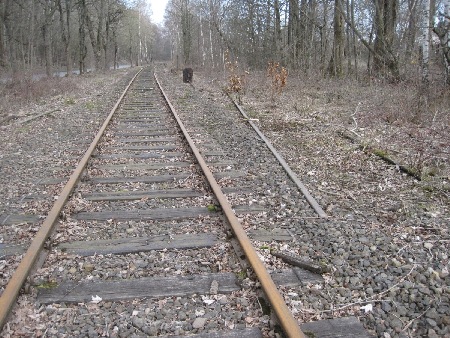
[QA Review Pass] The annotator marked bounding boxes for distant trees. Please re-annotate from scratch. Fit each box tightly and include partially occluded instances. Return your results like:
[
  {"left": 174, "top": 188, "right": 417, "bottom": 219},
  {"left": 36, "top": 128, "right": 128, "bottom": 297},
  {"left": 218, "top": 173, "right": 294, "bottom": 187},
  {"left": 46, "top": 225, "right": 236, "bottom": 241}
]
[
  {"left": 0, "top": 0, "right": 159, "bottom": 78},
  {"left": 163, "top": 0, "right": 450, "bottom": 85},
  {"left": 433, "top": 0, "right": 450, "bottom": 84},
  {"left": 1, "top": 0, "right": 449, "bottom": 85}
]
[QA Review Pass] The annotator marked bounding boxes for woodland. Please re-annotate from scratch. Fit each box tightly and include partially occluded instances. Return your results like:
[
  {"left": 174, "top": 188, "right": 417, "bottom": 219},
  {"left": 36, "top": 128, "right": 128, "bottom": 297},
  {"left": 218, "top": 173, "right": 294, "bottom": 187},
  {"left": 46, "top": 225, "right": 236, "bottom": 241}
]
[{"left": 0, "top": 1, "right": 449, "bottom": 83}]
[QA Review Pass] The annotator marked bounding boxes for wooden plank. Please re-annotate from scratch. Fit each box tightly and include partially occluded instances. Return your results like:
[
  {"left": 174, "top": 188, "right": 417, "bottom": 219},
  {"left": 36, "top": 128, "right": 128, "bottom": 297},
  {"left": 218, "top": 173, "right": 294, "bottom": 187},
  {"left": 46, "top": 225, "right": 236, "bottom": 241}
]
[
  {"left": 93, "top": 152, "right": 184, "bottom": 159},
  {"left": 201, "top": 151, "right": 226, "bottom": 156},
  {"left": 214, "top": 171, "right": 247, "bottom": 179},
  {"left": 0, "top": 243, "right": 26, "bottom": 257},
  {"left": 206, "top": 160, "right": 235, "bottom": 167},
  {"left": 118, "top": 131, "right": 174, "bottom": 143},
  {"left": 249, "top": 228, "right": 292, "bottom": 242},
  {"left": 120, "top": 119, "right": 165, "bottom": 125},
  {"left": 118, "top": 137, "right": 177, "bottom": 143},
  {"left": 97, "top": 162, "right": 192, "bottom": 171},
  {"left": 0, "top": 214, "right": 41, "bottom": 226},
  {"left": 221, "top": 187, "right": 253, "bottom": 194},
  {"left": 118, "top": 131, "right": 173, "bottom": 137},
  {"left": 83, "top": 188, "right": 203, "bottom": 201},
  {"left": 167, "top": 328, "right": 262, "bottom": 338},
  {"left": 117, "top": 124, "right": 169, "bottom": 130},
  {"left": 84, "top": 174, "right": 190, "bottom": 184},
  {"left": 271, "top": 268, "right": 324, "bottom": 287},
  {"left": 58, "top": 233, "right": 216, "bottom": 256},
  {"left": 100, "top": 145, "right": 179, "bottom": 151},
  {"left": 75, "top": 207, "right": 216, "bottom": 221},
  {"left": 19, "top": 194, "right": 48, "bottom": 202},
  {"left": 121, "top": 110, "right": 162, "bottom": 113},
  {"left": 232, "top": 205, "right": 266, "bottom": 214},
  {"left": 119, "top": 115, "right": 163, "bottom": 119},
  {"left": 37, "top": 272, "right": 240, "bottom": 304},
  {"left": 301, "top": 316, "right": 371, "bottom": 338},
  {"left": 113, "top": 126, "right": 169, "bottom": 132},
  {"left": 36, "top": 177, "right": 67, "bottom": 185}
]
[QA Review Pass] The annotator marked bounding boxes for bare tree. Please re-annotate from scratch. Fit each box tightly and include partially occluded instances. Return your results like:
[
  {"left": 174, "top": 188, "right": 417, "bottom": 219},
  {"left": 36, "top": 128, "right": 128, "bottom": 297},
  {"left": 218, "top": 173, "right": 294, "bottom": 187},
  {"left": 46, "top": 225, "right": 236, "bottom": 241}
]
[
  {"left": 0, "top": 1, "right": 5, "bottom": 68},
  {"left": 373, "top": 0, "right": 400, "bottom": 79},
  {"left": 421, "top": 0, "right": 431, "bottom": 84},
  {"left": 3, "top": 0, "right": 18, "bottom": 76},
  {"left": 78, "top": 0, "right": 88, "bottom": 74},
  {"left": 433, "top": 0, "right": 450, "bottom": 84},
  {"left": 328, "top": 0, "right": 345, "bottom": 76},
  {"left": 57, "top": 0, "right": 73, "bottom": 76}
]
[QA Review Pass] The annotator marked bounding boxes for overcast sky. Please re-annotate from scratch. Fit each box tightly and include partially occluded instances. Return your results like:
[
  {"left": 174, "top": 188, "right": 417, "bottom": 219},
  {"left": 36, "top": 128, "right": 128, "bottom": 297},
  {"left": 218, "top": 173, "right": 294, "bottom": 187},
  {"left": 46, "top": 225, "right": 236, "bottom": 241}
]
[{"left": 149, "top": 0, "right": 168, "bottom": 24}]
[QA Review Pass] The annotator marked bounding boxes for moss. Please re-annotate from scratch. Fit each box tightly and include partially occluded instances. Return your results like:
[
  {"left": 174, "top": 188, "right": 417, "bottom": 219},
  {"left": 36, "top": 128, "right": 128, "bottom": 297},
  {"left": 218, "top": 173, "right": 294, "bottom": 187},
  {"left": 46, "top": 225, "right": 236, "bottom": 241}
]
[
  {"left": 236, "top": 270, "right": 247, "bottom": 280},
  {"left": 85, "top": 101, "right": 96, "bottom": 110},
  {"left": 36, "top": 281, "right": 58, "bottom": 289},
  {"left": 373, "top": 148, "right": 388, "bottom": 158},
  {"left": 245, "top": 109, "right": 258, "bottom": 118},
  {"left": 65, "top": 97, "right": 75, "bottom": 105},
  {"left": 207, "top": 204, "right": 219, "bottom": 212},
  {"left": 17, "top": 125, "right": 31, "bottom": 133},
  {"left": 424, "top": 167, "right": 439, "bottom": 177},
  {"left": 422, "top": 185, "right": 435, "bottom": 193}
]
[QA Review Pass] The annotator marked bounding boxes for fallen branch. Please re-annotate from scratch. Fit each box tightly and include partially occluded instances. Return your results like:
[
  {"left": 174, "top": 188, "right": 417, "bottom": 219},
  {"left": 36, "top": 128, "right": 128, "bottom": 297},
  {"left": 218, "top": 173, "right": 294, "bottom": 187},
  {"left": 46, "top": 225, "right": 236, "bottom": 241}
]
[
  {"left": 271, "top": 251, "right": 330, "bottom": 274},
  {"left": 337, "top": 129, "right": 422, "bottom": 181},
  {"left": 10, "top": 109, "right": 62, "bottom": 126}
]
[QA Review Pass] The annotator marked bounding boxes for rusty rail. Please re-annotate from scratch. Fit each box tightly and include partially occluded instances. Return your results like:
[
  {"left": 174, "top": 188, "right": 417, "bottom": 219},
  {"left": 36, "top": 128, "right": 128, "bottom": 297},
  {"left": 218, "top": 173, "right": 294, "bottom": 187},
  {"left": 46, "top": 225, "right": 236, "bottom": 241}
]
[
  {"left": 228, "top": 94, "right": 327, "bottom": 218},
  {"left": 0, "top": 68, "right": 143, "bottom": 331},
  {"left": 154, "top": 73, "right": 306, "bottom": 338}
]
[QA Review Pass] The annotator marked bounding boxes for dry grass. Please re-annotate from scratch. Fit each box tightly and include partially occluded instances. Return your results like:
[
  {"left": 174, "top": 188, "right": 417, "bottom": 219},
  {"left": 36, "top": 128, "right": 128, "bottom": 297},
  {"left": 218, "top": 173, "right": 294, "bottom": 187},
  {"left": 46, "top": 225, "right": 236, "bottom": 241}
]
[
  {"left": 0, "top": 74, "right": 80, "bottom": 124},
  {"left": 240, "top": 70, "right": 449, "bottom": 183}
]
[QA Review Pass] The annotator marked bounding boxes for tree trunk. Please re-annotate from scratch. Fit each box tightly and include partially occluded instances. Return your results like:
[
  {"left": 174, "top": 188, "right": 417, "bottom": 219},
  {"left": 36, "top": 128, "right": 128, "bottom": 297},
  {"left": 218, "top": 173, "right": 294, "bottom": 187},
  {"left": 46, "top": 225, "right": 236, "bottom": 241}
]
[
  {"left": 181, "top": 0, "right": 191, "bottom": 65},
  {"left": 445, "top": 0, "right": 450, "bottom": 84},
  {"left": 373, "top": 0, "right": 400, "bottom": 79},
  {"left": 0, "top": 3, "right": 5, "bottom": 68},
  {"left": 3, "top": 0, "right": 18, "bottom": 77},
  {"left": 208, "top": 0, "right": 215, "bottom": 68},
  {"left": 404, "top": 0, "right": 418, "bottom": 64},
  {"left": 351, "top": 0, "right": 358, "bottom": 77},
  {"left": 97, "top": 0, "right": 106, "bottom": 70},
  {"left": 328, "top": 0, "right": 344, "bottom": 76},
  {"left": 421, "top": 0, "right": 430, "bottom": 83},
  {"left": 288, "top": 0, "right": 299, "bottom": 68},
  {"left": 58, "top": 0, "right": 72, "bottom": 77},
  {"left": 42, "top": 0, "right": 55, "bottom": 77},
  {"left": 320, "top": 0, "right": 328, "bottom": 73},
  {"left": 274, "top": 0, "right": 282, "bottom": 60},
  {"left": 433, "top": 0, "right": 450, "bottom": 84},
  {"left": 78, "top": 0, "right": 87, "bottom": 74}
]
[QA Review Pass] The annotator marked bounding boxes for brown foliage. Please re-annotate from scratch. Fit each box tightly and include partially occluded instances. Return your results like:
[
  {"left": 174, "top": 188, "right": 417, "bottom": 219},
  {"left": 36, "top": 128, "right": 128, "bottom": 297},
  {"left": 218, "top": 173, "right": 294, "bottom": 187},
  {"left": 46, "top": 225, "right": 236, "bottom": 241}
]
[
  {"left": 267, "top": 61, "right": 288, "bottom": 103},
  {"left": 225, "top": 51, "right": 248, "bottom": 104}
]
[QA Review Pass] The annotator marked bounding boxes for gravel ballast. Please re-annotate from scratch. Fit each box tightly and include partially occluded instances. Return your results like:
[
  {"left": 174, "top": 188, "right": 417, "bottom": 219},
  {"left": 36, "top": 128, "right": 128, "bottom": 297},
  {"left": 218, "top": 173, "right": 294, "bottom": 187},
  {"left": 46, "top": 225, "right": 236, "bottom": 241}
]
[
  {"left": 0, "top": 66, "right": 448, "bottom": 337},
  {"left": 157, "top": 67, "right": 449, "bottom": 338}
]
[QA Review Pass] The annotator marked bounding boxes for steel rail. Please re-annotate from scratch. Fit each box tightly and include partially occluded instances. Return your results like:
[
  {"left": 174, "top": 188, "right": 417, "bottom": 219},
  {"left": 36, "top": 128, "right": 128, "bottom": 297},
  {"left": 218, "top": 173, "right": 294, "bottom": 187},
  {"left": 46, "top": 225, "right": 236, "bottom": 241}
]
[
  {"left": 154, "top": 73, "right": 306, "bottom": 338},
  {"left": 228, "top": 95, "right": 327, "bottom": 218},
  {"left": 0, "top": 68, "right": 143, "bottom": 331}
]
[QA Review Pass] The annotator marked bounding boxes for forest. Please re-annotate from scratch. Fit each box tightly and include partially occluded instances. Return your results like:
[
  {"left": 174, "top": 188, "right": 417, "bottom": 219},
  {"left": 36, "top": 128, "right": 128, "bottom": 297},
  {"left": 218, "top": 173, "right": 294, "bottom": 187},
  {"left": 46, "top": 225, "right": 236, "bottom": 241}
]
[
  {"left": 0, "top": 0, "right": 449, "bottom": 85},
  {"left": 0, "top": 0, "right": 168, "bottom": 78}
]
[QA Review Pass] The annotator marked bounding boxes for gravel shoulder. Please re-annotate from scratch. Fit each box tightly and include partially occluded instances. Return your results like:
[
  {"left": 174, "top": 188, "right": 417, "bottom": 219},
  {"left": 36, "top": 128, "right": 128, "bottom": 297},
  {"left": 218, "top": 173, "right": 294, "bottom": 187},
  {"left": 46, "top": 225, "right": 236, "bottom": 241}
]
[{"left": 163, "top": 68, "right": 449, "bottom": 338}]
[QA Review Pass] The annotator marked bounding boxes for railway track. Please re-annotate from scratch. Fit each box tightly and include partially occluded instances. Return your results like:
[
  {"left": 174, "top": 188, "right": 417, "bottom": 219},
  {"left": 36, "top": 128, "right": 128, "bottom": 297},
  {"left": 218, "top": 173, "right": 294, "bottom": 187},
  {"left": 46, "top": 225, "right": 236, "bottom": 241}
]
[{"left": 0, "top": 67, "right": 371, "bottom": 337}]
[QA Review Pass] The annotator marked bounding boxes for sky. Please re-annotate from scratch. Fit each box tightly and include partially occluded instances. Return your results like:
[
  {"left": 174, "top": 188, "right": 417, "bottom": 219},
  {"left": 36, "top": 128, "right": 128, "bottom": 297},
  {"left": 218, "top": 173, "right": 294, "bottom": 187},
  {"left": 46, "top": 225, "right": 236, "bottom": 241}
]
[{"left": 149, "top": 0, "right": 169, "bottom": 24}]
